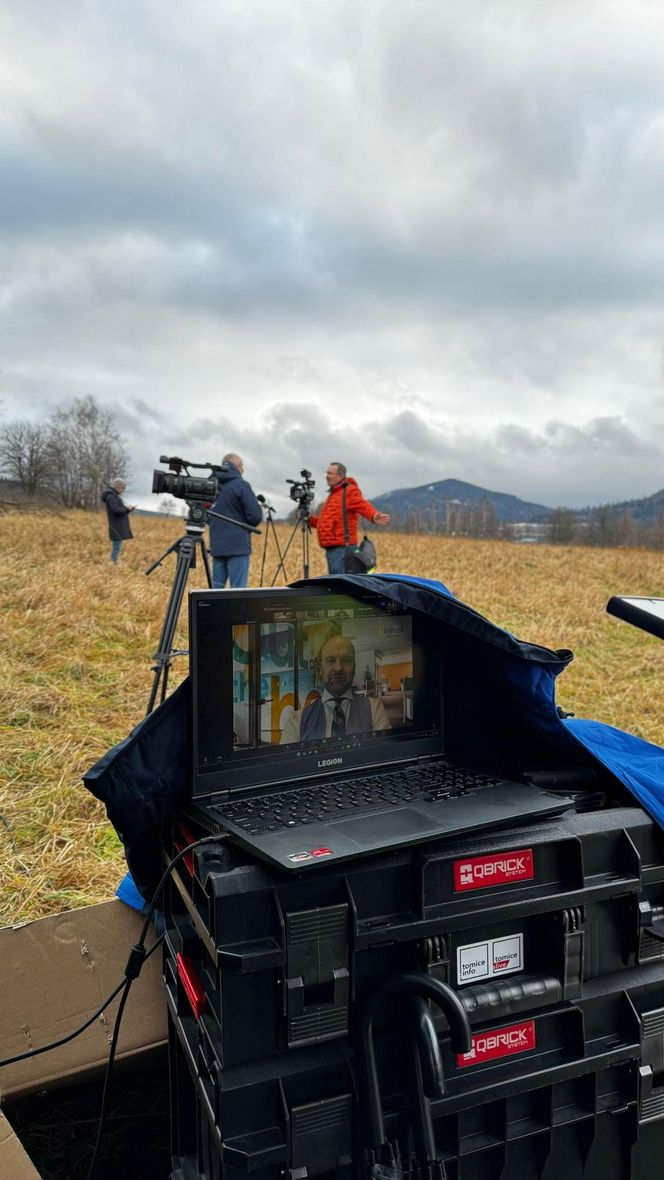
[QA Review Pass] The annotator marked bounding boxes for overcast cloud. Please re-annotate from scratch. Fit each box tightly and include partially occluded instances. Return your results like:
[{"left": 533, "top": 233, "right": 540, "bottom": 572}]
[{"left": 3, "top": 0, "right": 664, "bottom": 512}]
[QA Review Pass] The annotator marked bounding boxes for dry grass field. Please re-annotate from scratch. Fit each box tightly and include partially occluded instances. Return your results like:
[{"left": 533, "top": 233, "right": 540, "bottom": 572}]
[{"left": 2, "top": 509, "right": 664, "bottom": 927}]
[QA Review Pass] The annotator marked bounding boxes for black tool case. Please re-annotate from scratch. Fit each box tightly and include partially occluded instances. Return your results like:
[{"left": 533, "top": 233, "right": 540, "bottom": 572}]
[
  {"left": 163, "top": 806, "right": 664, "bottom": 1069},
  {"left": 164, "top": 799, "right": 664, "bottom": 1178},
  {"left": 167, "top": 957, "right": 664, "bottom": 1180}
]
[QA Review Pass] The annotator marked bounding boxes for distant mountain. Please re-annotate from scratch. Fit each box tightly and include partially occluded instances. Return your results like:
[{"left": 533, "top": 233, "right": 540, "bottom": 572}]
[{"left": 372, "top": 478, "right": 553, "bottom": 525}]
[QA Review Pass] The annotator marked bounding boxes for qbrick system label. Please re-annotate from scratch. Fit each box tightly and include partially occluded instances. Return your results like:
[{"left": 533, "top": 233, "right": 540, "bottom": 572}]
[
  {"left": 456, "top": 1019, "right": 537, "bottom": 1068},
  {"left": 453, "top": 848, "right": 535, "bottom": 893},
  {"left": 456, "top": 933, "right": 523, "bottom": 984}
]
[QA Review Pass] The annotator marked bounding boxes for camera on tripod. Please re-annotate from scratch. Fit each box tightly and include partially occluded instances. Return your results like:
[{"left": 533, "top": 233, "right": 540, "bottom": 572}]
[
  {"left": 287, "top": 469, "right": 316, "bottom": 515},
  {"left": 151, "top": 455, "right": 224, "bottom": 503},
  {"left": 146, "top": 453, "right": 260, "bottom": 715}
]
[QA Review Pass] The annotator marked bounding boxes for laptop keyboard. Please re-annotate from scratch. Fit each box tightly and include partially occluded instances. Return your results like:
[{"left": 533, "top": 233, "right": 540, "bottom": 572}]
[{"left": 217, "top": 763, "right": 502, "bottom": 836}]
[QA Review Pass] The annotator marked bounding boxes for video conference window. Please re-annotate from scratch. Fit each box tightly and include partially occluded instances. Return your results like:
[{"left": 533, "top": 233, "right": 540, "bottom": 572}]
[{"left": 232, "top": 613, "right": 414, "bottom": 748}]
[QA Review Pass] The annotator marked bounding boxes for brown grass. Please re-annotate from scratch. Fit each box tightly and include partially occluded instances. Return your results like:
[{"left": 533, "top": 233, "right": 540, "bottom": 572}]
[{"left": 2, "top": 511, "right": 664, "bottom": 925}]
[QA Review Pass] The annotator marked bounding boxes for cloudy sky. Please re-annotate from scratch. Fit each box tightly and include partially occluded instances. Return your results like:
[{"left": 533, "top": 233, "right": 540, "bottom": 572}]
[{"left": 3, "top": 0, "right": 664, "bottom": 512}]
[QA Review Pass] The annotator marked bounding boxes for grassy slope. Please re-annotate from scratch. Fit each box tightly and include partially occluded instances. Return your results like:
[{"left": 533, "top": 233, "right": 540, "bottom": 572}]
[{"left": 1, "top": 511, "right": 664, "bottom": 925}]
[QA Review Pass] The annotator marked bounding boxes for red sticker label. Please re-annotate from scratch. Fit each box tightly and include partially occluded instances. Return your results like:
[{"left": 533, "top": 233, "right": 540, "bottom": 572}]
[
  {"left": 456, "top": 1019, "right": 536, "bottom": 1068},
  {"left": 288, "top": 847, "right": 333, "bottom": 864},
  {"left": 453, "top": 848, "right": 534, "bottom": 892}
]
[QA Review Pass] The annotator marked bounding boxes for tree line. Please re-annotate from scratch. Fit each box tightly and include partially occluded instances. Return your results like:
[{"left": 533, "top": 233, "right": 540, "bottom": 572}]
[
  {"left": 0, "top": 396, "right": 129, "bottom": 510},
  {"left": 386, "top": 499, "right": 664, "bottom": 549},
  {"left": 547, "top": 506, "right": 664, "bottom": 549}
]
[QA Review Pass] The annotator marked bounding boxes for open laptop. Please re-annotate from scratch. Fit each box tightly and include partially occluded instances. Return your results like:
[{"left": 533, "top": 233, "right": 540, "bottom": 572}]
[{"left": 184, "top": 584, "right": 572, "bottom": 870}]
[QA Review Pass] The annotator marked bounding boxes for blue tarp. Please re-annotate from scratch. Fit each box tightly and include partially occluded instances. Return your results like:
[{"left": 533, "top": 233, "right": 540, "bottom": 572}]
[
  {"left": 90, "top": 571, "right": 664, "bottom": 910},
  {"left": 564, "top": 718, "right": 664, "bottom": 830}
]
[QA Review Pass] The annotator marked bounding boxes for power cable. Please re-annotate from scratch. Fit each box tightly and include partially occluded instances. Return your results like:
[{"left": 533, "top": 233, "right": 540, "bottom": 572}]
[{"left": 84, "top": 833, "right": 226, "bottom": 1180}]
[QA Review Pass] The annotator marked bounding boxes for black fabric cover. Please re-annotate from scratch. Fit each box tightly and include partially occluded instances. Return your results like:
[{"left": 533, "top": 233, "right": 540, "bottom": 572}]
[{"left": 83, "top": 676, "right": 191, "bottom": 847}]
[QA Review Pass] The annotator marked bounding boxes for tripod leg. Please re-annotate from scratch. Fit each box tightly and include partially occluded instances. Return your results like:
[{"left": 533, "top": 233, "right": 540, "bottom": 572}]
[
  {"left": 269, "top": 517, "right": 286, "bottom": 566},
  {"left": 259, "top": 516, "right": 271, "bottom": 587},
  {"left": 269, "top": 520, "right": 300, "bottom": 586},
  {"left": 200, "top": 538, "right": 213, "bottom": 588},
  {"left": 302, "top": 519, "right": 310, "bottom": 580},
  {"left": 262, "top": 517, "right": 289, "bottom": 586},
  {"left": 146, "top": 535, "right": 197, "bottom": 714},
  {"left": 144, "top": 536, "right": 181, "bottom": 576}
]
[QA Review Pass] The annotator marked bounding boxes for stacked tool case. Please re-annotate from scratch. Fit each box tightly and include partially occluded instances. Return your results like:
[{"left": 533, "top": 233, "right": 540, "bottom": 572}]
[{"left": 164, "top": 802, "right": 664, "bottom": 1179}]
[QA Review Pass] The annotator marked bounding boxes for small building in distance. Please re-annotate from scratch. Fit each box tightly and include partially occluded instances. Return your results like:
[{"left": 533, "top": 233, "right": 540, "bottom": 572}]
[{"left": 507, "top": 521, "right": 552, "bottom": 543}]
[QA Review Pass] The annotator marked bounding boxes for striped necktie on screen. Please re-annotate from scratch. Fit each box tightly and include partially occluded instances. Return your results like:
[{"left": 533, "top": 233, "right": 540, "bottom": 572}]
[{"left": 331, "top": 698, "right": 346, "bottom": 738}]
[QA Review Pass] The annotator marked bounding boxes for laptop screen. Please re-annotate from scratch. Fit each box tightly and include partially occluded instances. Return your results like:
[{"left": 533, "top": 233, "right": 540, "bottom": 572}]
[{"left": 190, "top": 585, "right": 443, "bottom": 798}]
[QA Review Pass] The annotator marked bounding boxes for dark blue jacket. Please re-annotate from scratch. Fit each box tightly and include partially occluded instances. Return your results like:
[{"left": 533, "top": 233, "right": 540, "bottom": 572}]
[
  {"left": 208, "top": 463, "right": 262, "bottom": 557},
  {"left": 101, "top": 486, "right": 133, "bottom": 541}
]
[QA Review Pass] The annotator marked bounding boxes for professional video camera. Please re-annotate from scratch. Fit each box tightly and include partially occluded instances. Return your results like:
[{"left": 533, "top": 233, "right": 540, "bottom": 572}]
[
  {"left": 286, "top": 468, "right": 316, "bottom": 514},
  {"left": 146, "top": 453, "right": 261, "bottom": 714},
  {"left": 151, "top": 455, "right": 224, "bottom": 503}
]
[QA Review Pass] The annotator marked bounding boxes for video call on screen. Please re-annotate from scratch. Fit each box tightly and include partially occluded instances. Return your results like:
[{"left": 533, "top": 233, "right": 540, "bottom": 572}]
[{"left": 232, "top": 609, "right": 415, "bottom": 748}]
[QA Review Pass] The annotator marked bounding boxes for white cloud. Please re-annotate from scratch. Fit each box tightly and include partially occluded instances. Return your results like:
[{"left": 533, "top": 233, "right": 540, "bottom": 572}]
[{"left": 3, "top": 1, "right": 664, "bottom": 510}]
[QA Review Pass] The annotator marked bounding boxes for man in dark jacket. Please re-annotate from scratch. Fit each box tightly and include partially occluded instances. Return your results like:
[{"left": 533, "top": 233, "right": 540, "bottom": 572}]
[
  {"left": 209, "top": 453, "right": 263, "bottom": 588},
  {"left": 309, "top": 462, "right": 390, "bottom": 574},
  {"left": 101, "top": 479, "right": 135, "bottom": 563}
]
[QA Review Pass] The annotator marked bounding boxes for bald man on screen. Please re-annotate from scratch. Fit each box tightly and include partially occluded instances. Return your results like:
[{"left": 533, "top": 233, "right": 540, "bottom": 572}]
[{"left": 280, "top": 635, "right": 390, "bottom": 744}]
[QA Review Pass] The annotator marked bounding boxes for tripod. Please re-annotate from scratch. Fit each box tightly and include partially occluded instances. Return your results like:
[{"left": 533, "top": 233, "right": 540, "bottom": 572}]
[
  {"left": 265, "top": 505, "right": 312, "bottom": 585},
  {"left": 145, "top": 500, "right": 260, "bottom": 714},
  {"left": 257, "top": 497, "right": 288, "bottom": 587}
]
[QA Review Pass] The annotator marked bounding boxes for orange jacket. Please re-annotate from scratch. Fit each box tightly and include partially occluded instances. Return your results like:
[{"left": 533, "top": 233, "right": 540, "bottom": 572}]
[{"left": 309, "top": 477, "right": 380, "bottom": 549}]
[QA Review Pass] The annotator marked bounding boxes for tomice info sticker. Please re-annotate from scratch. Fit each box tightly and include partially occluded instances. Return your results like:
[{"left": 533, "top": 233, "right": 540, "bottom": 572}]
[{"left": 456, "top": 933, "right": 524, "bottom": 985}]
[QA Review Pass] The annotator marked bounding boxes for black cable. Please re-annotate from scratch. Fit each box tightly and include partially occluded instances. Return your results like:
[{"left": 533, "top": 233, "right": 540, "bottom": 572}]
[
  {"left": 85, "top": 977, "right": 133, "bottom": 1180},
  {"left": 84, "top": 833, "right": 225, "bottom": 1180},
  {"left": 0, "top": 933, "right": 164, "bottom": 1068}
]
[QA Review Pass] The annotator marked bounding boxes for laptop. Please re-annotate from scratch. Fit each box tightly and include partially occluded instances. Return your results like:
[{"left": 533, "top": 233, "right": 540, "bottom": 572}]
[{"left": 184, "top": 584, "right": 572, "bottom": 870}]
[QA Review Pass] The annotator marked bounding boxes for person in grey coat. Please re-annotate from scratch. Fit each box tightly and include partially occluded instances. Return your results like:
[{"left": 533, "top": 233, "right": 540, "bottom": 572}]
[
  {"left": 101, "top": 478, "right": 136, "bottom": 563},
  {"left": 208, "top": 453, "right": 262, "bottom": 587}
]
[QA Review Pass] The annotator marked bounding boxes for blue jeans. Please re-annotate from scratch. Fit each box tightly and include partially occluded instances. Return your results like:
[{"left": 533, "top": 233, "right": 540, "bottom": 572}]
[
  {"left": 325, "top": 546, "right": 348, "bottom": 574},
  {"left": 213, "top": 554, "right": 250, "bottom": 588},
  {"left": 110, "top": 539, "right": 123, "bottom": 562}
]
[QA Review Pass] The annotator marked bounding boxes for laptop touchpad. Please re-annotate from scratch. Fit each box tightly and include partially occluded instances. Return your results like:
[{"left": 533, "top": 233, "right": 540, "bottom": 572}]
[{"left": 328, "top": 808, "right": 438, "bottom": 843}]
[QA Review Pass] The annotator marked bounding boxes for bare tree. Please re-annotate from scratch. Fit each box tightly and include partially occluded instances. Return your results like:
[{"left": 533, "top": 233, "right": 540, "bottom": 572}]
[
  {"left": 0, "top": 420, "right": 50, "bottom": 496},
  {"left": 45, "top": 396, "right": 129, "bottom": 509}
]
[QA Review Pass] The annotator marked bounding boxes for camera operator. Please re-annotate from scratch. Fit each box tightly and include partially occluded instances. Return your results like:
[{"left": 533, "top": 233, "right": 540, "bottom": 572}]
[
  {"left": 209, "top": 453, "right": 263, "bottom": 588},
  {"left": 309, "top": 462, "right": 390, "bottom": 574}
]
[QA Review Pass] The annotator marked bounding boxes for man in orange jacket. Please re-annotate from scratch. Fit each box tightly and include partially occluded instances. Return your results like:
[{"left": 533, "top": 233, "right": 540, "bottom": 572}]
[{"left": 308, "top": 462, "right": 390, "bottom": 574}]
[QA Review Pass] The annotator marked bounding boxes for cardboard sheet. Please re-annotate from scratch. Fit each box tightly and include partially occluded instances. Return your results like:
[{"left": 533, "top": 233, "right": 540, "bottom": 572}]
[
  {"left": 0, "top": 898, "right": 167, "bottom": 1178},
  {"left": 0, "top": 1109, "right": 40, "bottom": 1180}
]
